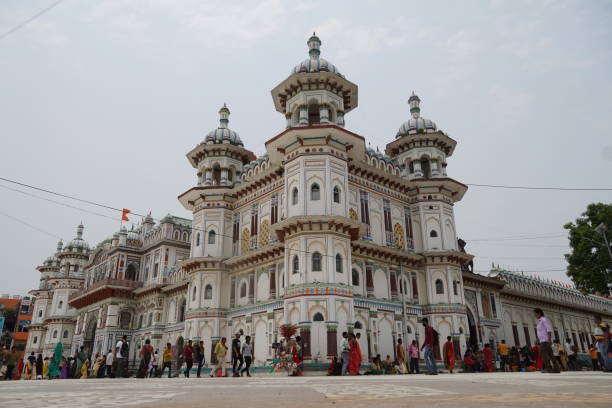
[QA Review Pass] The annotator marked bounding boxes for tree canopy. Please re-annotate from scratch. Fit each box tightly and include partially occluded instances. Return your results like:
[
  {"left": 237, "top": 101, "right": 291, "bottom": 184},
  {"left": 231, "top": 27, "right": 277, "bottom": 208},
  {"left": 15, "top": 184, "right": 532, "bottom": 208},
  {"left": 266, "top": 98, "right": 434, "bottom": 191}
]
[{"left": 564, "top": 203, "right": 612, "bottom": 295}]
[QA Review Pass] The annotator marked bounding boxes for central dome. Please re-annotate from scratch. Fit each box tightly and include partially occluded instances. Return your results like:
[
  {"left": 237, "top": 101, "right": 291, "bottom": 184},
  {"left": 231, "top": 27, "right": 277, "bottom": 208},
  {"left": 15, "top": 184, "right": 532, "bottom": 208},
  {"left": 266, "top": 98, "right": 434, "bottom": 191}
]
[
  {"left": 291, "top": 33, "right": 344, "bottom": 77},
  {"left": 203, "top": 104, "right": 243, "bottom": 146}
]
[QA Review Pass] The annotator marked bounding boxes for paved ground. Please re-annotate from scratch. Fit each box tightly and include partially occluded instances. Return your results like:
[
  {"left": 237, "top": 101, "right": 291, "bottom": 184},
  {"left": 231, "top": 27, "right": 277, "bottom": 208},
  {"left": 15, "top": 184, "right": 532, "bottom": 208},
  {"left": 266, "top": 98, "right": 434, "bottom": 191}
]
[{"left": 1, "top": 371, "right": 611, "bottom": 408}]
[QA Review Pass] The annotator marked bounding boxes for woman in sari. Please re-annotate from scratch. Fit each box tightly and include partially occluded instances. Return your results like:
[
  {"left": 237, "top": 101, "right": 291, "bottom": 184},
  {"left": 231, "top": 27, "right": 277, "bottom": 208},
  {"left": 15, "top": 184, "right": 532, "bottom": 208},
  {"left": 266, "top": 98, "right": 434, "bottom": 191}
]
[
  {"left": 48, "top": 342, "right": 63, "bottom": 379},
  {"left": 531, "top": 341, "right": 543, "bottom": 370},
  {"left": 443, "top": 336, "right": 456, "bottom": 373},
  {"left": 80, "top": 359, "right": 89, "bottom": 379},
  {"left": 60, "top": 358, "right": 69, "bottom": 379},
  {"left": 23, "top": 359, "right": 34, "bottom": 380},
  {"left": 92, "top": 354, "right": 103, "bottom": 377},
  {"left": 347, "top": 332, "right": 362, "bottom": 375},
  {"left": 43, "top": 357, "right": 49, "bottom": 379},
  {"left": 288, "top": 338, "right": 303, "bottom": 376},
  {"left": 14, "top": 358, "right": 24, "bottom": 380},
  {"left": 483, "top": 344, "right": 494, "bottom": 372}
]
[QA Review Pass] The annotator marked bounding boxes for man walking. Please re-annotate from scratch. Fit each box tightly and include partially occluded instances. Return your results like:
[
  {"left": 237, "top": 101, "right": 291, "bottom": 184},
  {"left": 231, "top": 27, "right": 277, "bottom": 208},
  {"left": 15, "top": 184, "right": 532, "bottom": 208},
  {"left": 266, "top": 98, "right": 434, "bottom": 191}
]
[
  {"left": 160, "top": 343, "right": 173, "bottom": 378},
  {"left": 194, "top": 341, "right": 205, "bottom": 378},
  {"left": 396, "top": 338, "right": 406, "bottom": 374},
  {"left": 565, "top": 338, "right": 576, "bottom": 370},
  {"left": 105, "top": 349, "right": 113, "bottom": 378},
  {"left": 231, "top": 333, "right": 243, "bottom": 377},
  {"left": 593, "top": 315, "right": 611, "bottom": 371},
  {"left": 420, "top": 318, "right": 438, "bottom": 375},
  {"left": 534, "top": 308, "right": 559, "bottom": 373},
  {"left": 241, "top": 336, "right": 253, "bottom": 377},
  {"left": 497, "top": 340, "right": 509, "bottom": 372},
  {"left": 115, "top": 335, "right": 129, "bottom": 378},
  {"left": 184, "top": 340, "right": 194, "bottom": 378},
  {"left": 211, "top": 337, "right": 228, "bottom": 377},
  {"left": 340, "top": 332, "right": 349, "bottom": 375}
]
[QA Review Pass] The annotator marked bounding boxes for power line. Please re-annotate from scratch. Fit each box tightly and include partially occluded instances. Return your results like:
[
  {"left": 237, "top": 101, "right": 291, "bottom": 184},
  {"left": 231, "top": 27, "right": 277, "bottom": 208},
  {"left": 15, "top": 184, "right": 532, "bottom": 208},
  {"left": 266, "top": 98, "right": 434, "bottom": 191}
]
[
  {"left": 467, "top": 233, "right": 566, "bottom": 242},
  {"left": 466, "top": 183, "right": 612, "bottom": 191},
  {"left": 0, "top": 210, "right": 63, "bottom": 240},
  {"left": 0, "top": 0, "right": 65, "bottom": 41},
  {"left": 0, "top": 183, "right": 118, "bottom": 221}
]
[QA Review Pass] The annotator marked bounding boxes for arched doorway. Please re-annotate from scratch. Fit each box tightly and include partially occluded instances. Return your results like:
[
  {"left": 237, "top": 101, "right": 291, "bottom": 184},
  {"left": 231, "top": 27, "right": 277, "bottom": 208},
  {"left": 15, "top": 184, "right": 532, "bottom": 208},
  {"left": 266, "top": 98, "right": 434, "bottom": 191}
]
[
  {"left": 310, "top": 312, "right": 326, "bottom": 363},
  {"left": 466, "top": 307, "right": 479, "bottom": 350},
  {"left": 125, "top": 264, "right": 137, "bottom": 281},
  {"left": 83, "top": 315, "right": 97, "bottom": 358}
]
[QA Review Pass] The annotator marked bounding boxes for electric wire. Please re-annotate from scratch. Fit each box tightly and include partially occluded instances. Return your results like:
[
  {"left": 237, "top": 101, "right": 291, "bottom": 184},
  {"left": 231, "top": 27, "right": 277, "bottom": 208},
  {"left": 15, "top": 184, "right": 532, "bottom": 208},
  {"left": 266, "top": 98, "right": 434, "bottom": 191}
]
[
  {"left": 0, "top": 0, "right": 65, "bottom": 41},
  {"left": 466, "top": 183, "right": 612, "bottom": 191}
]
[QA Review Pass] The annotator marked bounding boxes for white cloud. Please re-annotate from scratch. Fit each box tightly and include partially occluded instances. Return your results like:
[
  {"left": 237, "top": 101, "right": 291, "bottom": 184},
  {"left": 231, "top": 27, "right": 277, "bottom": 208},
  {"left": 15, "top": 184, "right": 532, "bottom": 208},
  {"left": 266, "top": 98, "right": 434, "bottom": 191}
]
[{"left": 488, "top": 84, "right": 531, "bottom": 114}]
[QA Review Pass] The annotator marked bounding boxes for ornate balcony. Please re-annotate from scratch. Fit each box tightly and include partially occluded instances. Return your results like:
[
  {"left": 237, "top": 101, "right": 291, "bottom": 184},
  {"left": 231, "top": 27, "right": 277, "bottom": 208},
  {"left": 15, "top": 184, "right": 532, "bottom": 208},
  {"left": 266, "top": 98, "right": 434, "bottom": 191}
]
[{"left": 68, "top": 278, "right": 143, "bottom": 309}]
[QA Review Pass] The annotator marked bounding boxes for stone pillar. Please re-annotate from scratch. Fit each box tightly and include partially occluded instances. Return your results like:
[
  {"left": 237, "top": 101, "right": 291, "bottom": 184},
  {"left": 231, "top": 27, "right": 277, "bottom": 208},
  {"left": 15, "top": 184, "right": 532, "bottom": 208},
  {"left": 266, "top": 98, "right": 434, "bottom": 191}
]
[
  {"left": 221, "top": 168, "right": 228, "bottom": 185},
  {"left": 204, "top": 169, "right": 212, "bottom": 186},
  {"left": 319, "top": 104, "right": 330, "bottom": 124},
  {"left": 197, "top": 172, "right": 203, "bottom": 186},
  {"left": 285, "top": 112, "right": 292, "bottom": 128},
  {"left": 431, "top": 159, "right": 439, "bottom": 177},
  {"left": 413, "top": 160, "right": 423, "bottom": 178},
  {"left": 365, "top": 263, "right": 374, "bottom": 298},
  {"left": 326, "top": 325, "right": 337, "bottom": 357},
  {"left": 298, "top": 105, "right": 308, "bottom": 126},
  {"left": 336, "top": 110, "right": 345, "bottom": 127}
]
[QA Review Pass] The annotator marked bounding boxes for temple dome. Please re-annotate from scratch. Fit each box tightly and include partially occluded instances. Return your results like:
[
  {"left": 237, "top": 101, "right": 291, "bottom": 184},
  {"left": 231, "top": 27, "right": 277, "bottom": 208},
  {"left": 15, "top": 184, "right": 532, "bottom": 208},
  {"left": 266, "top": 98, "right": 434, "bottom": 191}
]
[
  {"left": 396, "top": 93, "right": 438, "bottom": 137},
  {"left": 203, "top": 104, "right": 243, "bottom": 146},
  {"left": 291, "top": 33, "right": 344, "bottom": 77}
]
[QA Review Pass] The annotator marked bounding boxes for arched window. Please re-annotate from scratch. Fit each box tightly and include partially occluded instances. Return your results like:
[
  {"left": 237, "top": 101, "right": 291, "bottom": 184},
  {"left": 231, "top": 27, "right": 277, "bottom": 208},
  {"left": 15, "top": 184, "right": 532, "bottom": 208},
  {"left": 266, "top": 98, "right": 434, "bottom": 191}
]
[
  {"left": 292, "top": 255, "right": 299, "bottom": 274},
  {"left": 173, "top": 230, "right": 180, "bottom": 240},
  {"left": 182, "top": 232, "right": 188, "bottom": 241},
  {"left": 38, "top": 310, "right": 43, "bottom": 318},
  {"left": 354, "top": 321, "right": 363, "bottom": 329},
  {"left": 313, "top": 312, "right": 325, "bottom": 322},
  {"left": 240, "top": 282, "right": 247, "bottom": 298},
  {"left": 58, "top": 300, "right": 63, "bottom": 309},
  {"left": 333, "top": 186, "right": 341, "bottom": 203},
  {"left": 308, "top": 102, "right": 320, "bottom": 125},
  {"left": 196, "top": 233, "right": 201, "bottom": 246},
  {"left": 212, "top": 163, "right": 221, "bottom": 185},
  {"left": 178, "top": 299, "right": 186, "bottom": 322},
  {"left": 312, "top": 252, "right": 322, "bottom": 272},
  {"left": 420, "top": 157, "right": 431, "bottom": 178},
  {"left": 204, "top": 284, "right": 213, "bottom": 300},
  {"left": 453, "top": 280, "right": 458, "bottom": 296},
  {"left": 352, "top": 269, "right": 360, "bottom": 286},
  {"left": 310, "top": 183, "right": 320, "bottom": 200},
  {"left": 148, "top": 313, "right": 153, "bottom": 326},
  {"left": 33, "top": 336, "right": 38, "bottom": 344},
  {"left": 139, "top": 315, "right": 144, "bottom": 328},
  {"left": 208, "top": 230, "right": 216, "bottom": 245},
  {"left": 52, "top": 330, "right": 58, "bottom": 339},
  {"left": 125, "top": 264, "right": 137, "bottom": 281},
  {"left": 430, "top": 230, "right": 438, "bottom": 238},
  {"left": 335, "top": 254, "right": 342, "bottom": 273},
  {"left": 435, "top": 279, "right": 444, "bottom": 294},
  {"left": 192, "top": 286, "right": 197, "bottom": 301},
  {"left": 292, "top": 188, "right": 298, "bottom": 205},
  {"left": 63, "top": 330, "right": 69, "bottom": 339}
]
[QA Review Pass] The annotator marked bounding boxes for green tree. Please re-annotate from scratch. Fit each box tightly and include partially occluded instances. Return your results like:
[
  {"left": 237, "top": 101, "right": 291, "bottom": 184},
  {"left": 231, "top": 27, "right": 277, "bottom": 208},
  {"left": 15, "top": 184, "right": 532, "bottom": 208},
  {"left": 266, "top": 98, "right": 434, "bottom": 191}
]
[{"left": 564, "top": 203, "right": 612, "bottom": 295}]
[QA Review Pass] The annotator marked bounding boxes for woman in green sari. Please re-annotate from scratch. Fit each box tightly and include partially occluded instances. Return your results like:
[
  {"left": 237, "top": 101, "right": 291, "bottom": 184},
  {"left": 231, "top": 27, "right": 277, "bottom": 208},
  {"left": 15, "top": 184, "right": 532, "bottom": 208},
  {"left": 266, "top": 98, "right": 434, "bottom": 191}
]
[{"left": 48, "top": 342, "right": 63, "bottom": 379}]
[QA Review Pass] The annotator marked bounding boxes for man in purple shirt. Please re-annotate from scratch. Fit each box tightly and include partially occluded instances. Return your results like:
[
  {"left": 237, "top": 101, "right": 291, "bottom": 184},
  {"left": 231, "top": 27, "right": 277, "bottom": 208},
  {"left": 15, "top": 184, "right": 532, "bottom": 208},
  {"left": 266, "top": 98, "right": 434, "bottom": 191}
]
[{"left": 534, "top": 308, "right": 560, "bottom": 373}]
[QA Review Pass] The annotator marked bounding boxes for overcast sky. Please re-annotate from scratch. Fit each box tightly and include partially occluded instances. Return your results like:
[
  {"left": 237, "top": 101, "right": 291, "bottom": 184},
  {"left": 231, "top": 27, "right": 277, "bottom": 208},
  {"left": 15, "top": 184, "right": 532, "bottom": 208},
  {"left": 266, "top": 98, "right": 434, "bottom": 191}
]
[{"left": 1, "top": 0, "right": 611, "bottom": 296}]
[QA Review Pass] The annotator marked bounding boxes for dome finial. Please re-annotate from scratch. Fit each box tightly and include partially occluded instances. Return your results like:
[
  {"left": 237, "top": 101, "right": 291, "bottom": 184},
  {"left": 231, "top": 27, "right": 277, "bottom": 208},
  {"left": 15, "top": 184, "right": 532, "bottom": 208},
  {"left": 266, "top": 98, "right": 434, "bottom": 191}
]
[
  {"left": 219, "top": 103, "right": 230, "bottom": 129},
  {"left": 408, "top": 92, "right": 421, "bottom": 118},
  {"left": 308, "top": 32, "right": 321, "bottom": 59},
  {"left": 76, "top": 222, "right": 84, "bottom": 239}
]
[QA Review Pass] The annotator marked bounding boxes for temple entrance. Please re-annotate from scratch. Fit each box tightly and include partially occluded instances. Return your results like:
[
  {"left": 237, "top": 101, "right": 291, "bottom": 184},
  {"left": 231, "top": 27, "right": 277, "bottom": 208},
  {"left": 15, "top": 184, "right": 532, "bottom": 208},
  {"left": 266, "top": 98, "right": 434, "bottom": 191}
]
[
  {"left": 83, "top": 315, "right": 97, "bottom": 358},
  {"left": 466, "top": 307, "right": 479, "bottom": 350}
]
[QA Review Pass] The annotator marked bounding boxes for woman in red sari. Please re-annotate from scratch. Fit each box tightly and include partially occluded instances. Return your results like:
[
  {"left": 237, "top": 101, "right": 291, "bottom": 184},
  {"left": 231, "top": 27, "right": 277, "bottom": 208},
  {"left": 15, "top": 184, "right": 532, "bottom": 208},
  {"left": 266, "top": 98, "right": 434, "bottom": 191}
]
[
  {"left": 532, "top": 340, "right": 543, "bottom": 370},
  {"left": 443, "top": 336, "right": 456, "bottom": 373},
  {"left": 347, "top": 333, "right": 362, "bottom": 375},
  {"left": 483, "top": 344, "right": 494, "bottom": 372}
]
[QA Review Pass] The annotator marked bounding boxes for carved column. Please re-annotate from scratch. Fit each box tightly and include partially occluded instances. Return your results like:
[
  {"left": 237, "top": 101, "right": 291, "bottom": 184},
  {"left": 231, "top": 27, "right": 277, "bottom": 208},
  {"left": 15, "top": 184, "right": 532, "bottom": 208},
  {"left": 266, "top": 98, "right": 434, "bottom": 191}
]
[
  {"left": 390, "top": 269, "right": 398, "bottom": 301},
  {"left": 248, "top": 272, "right": 255, "bottom": 304},
  {"left": 230, "top": 276, "right": 236, "bottom": 308},
  {"left": 298, "top": 105, "right": 308, "bottom": 126},
  {"left": 269, "top": 265, "right": 276, "bottom": 299}
]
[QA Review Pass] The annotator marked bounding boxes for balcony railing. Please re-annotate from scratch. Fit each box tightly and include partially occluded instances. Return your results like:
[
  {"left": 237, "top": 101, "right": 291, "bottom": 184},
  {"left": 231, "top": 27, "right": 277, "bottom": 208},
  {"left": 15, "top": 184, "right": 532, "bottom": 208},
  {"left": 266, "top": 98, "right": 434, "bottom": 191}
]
[
  {"left": 385, "top": 231, "right": 394, "bottom": 247},
  {"left": 249, "top": 235, "right": 258, "bottom": 250}
]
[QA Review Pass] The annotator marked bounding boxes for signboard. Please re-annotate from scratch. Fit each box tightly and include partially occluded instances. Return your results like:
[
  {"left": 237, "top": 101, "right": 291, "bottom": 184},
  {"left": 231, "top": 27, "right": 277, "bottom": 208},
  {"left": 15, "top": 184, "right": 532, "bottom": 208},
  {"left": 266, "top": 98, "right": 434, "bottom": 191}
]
[{"left": 0, "top": 316, "right": 5, "bottom": 333}]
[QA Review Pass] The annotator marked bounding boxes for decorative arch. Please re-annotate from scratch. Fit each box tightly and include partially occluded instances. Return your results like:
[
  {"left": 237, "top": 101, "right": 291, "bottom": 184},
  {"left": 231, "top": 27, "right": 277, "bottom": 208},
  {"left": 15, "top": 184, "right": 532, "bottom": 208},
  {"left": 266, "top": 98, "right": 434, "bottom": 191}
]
[{"left": 435, "top": 279, "right": 444, "bottom": 294}]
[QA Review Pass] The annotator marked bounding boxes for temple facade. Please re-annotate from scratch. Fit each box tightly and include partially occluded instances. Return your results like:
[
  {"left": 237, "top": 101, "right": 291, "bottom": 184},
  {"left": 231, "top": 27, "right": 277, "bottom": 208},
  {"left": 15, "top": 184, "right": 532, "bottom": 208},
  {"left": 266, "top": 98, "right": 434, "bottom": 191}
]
[{"left": 26, "top": 35, "right": 612, "bottom": 366}]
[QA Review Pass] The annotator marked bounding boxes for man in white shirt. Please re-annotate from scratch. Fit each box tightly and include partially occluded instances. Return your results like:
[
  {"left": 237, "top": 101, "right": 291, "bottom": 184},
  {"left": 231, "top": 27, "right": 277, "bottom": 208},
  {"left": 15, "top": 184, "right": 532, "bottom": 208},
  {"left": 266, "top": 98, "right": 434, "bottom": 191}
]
[
  {"left": 115, "top": 335, "right": 129, "bottom": 378},
  {"left": 240, "top": 336, "right": 253, "bottom": 377},
  {"left": 105, "top": 349, "right": 114, "bottom": 378},
  {"left": 565, "top": 338, "right": 576, "bottom": 370},
  {"left": 340, "top": 332, "right": 349, "bottom": 375}
]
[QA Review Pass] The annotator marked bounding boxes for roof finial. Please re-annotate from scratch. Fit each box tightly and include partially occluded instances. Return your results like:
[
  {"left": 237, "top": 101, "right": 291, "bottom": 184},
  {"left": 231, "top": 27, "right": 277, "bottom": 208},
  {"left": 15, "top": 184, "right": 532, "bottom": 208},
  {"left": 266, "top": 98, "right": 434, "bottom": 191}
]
[
  {"left": 219, "top": 103, "right": 230, "bottom": 129},
  {"left": 308, "top": 32, "right": 321, "bottom": 59},
  {"left": 408, "top": 92, "right": 421, "bottom": 118},
  {"left": 76, "top": 222, "right": 84, "bottom": 239}
]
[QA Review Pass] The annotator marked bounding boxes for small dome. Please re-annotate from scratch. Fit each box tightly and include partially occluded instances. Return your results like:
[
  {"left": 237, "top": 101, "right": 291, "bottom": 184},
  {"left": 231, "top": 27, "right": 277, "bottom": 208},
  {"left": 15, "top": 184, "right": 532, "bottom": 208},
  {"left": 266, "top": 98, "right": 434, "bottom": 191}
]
[
  {"left": 396, "top": 93, "right": 438, "bottom": 137},
  {"left": 292, "top": 33, "right": 344, "bottom": 77},
  {"left": 127, "top": 230, "right": 140, "bottom": 241},
  {"left": 65, "top": 223, "right": 90, "bottom": 251},
  {"left": 44, "top": 255, "right": 59, "bottom": 266},
  {"left": 203, "top": 104, "right": 243, "bottom": 146}
]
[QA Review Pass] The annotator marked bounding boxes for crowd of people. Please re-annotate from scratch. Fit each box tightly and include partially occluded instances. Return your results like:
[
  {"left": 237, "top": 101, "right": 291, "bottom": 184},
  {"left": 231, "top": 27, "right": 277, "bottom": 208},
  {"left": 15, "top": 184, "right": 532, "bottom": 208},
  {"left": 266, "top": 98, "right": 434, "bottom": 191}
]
[{"left": 1, "top": 311, "right": 610, "bottom": 380}]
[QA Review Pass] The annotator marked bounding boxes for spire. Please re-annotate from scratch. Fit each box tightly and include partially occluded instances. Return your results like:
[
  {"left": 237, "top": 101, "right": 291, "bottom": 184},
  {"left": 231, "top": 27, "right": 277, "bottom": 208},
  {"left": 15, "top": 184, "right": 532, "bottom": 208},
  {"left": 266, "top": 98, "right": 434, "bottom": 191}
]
[
  {"left": 408, "top": 92, "right": 421, "bottom": 118},
  {"left": 308, "top": 32, "right": 321, "bottom": 60},
  {"left": 57, "top": 240, "right": 63, "bottom": 252},
  {"left": 76, "top": 222, "right": 84, "bottom": 239},
  {"left": 218, "top": 103, "right": 230, "bottom": 129}
]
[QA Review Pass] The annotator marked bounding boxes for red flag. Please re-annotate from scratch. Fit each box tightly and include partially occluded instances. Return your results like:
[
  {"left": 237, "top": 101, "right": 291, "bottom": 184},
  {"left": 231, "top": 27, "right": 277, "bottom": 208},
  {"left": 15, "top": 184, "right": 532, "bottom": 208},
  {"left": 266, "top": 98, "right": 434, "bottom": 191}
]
[{"left": 121, "top": 208, "right": 131, "bottom": 222}]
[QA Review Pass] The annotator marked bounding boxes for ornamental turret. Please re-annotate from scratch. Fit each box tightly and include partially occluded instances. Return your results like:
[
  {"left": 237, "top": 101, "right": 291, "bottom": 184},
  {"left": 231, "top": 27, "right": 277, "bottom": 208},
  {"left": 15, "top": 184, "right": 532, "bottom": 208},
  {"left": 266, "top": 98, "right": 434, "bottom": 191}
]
[{"left": 271, "top": 33, "right": 358, "bottom": 128}]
